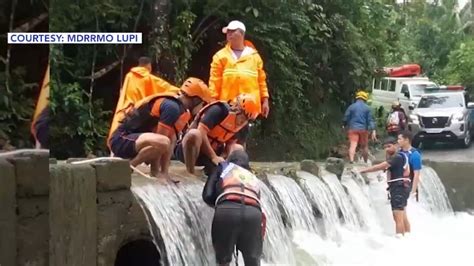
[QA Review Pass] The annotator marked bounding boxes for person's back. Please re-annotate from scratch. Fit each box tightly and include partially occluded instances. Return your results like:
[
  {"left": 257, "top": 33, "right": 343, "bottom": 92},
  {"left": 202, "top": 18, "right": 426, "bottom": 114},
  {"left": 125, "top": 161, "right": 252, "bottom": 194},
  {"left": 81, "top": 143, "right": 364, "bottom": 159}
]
[
  {"left": 202, "top": 150, "right": 263, "bottom": 266},
  {"left": 343, "top": 91, "right": 376, "bottom": 163},
  {"left": 345, "top": 99, "right": 372, "bottom": 130}
]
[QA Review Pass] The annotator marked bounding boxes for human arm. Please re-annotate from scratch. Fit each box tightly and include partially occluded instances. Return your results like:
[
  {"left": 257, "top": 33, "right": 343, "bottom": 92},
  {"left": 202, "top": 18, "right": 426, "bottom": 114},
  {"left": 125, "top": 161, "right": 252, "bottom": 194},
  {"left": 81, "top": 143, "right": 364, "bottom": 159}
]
[
  {"left": 257, "top": 55, "right": 270, "bottom": 117},
  {"left": 197, "top": 105, "right": 228, "bottom": 164},
  {"left": 209, "top": 54, "right": 223, "bottom": 99},
  {"left": 343, "top": 105, "right": 352, "bottom": 128},
  {"left": 367, "top": 108, "right": 377, "bottom": 140},
  {"left": 410, "top": 151, "right": 422, "bottom": 195},
  {"left": 359, "top": 161, "right": 390, "bottom": 174},
  {"left": 202, "top": 164, "right": 222, "bottom": 207}
]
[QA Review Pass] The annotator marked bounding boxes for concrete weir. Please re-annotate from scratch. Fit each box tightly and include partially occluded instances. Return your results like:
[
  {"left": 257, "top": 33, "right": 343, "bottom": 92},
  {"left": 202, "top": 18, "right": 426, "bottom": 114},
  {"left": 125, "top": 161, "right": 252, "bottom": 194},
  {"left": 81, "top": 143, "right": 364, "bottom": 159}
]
[{"left": 1, "top": 153, "right": 473, "bottom": 266}]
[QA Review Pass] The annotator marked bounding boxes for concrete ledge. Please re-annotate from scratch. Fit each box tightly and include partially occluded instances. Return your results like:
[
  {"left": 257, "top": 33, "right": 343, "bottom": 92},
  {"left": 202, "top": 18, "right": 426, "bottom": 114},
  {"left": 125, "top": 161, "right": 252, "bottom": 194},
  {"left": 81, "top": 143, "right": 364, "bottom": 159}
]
[
  {"left": 7, "top": 154, "right": 49, "bottom": 197},
  {"left": 0, "top": 159, "right": 16, "bottom": 266},
  {"left": 93, "top": 160, "right": 132, "bottom": 192}
]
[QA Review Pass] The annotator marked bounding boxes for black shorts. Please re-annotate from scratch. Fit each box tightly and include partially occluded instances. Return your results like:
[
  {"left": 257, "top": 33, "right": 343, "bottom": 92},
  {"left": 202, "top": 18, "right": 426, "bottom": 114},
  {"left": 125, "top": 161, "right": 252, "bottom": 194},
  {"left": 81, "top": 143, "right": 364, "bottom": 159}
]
[
  {"left": 389, "top": 181, "right": 411, "bottom": 210},
  {"left": 110, "top": 129, "right": 141, "bottom": 159},
  {"left": 212, "top": 201, "right": 263, "bottom": 266},
  {"left": 173, "top": 141, "right": 223, "bottom": 176}
]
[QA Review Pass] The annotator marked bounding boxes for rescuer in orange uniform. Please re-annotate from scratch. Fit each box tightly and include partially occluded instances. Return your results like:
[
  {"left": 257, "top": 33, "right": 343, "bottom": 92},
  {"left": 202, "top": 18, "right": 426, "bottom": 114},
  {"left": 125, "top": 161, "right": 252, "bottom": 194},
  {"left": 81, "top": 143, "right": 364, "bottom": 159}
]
[
  {"left": 209, "top": 20, "right": 270, "bottom": 146},
  {"left": 175, "top": 94, "right": 260, "bottom": 176},
  {"left": 108, "top": 78, "right": 213, "bottom": 181},
  {"left": 108, "top": 57, "right": 180, "bottom": 147}
]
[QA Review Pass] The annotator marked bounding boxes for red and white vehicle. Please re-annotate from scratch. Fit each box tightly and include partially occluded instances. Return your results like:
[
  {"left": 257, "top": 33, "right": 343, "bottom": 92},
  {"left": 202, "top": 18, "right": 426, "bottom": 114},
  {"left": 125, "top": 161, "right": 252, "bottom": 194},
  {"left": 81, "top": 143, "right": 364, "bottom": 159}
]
[{"left": 372, "top": 64, "right": 438, "bottom": 114}]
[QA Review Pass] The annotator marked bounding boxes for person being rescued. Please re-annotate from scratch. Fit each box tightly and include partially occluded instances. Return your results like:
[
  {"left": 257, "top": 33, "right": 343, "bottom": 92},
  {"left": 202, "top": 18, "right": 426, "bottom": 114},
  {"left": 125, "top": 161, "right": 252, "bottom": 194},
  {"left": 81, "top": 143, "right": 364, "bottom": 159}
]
[
  {"left": 108, "top": 56, "right": 180, "bottom": 144},
  {"left": 174, "top": 93, "right": 260, "bottom": 176},
  {"left": 386, "top": 101, "right": 407, "bottom": 138},
  {"left": 202, "top": 150, "right": 265, "bottom": 266},
  {"left": 359, "top": 137, "right": 412, "bottom": 237},
  {"left": 108, "top": 77, "right": 213, "bottom": 182}
]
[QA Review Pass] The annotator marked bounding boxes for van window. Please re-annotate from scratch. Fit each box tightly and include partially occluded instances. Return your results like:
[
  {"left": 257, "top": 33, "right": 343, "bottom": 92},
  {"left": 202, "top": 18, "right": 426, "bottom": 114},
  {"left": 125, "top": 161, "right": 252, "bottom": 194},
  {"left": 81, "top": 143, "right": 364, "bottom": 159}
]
[
  {"left": 401, "top": 85, "right": 409, "bottom": 98},
  {"left": 372, "top": 78, "right": 381, "bottom": 90},
  {"left": 389, "top": 80, "right": 396, "bottom": 92},
  {"left": 381, "top": 79, "right": 388, "bottom": 91}
]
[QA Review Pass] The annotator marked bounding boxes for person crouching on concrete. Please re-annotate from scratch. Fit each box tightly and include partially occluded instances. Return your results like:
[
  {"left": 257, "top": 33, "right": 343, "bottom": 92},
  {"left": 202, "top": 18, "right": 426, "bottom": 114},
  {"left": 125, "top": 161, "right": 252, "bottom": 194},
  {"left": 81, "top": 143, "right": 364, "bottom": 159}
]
[
  {"left": 174, "top": 93, "right": 260, "bottom": 176},
  {"left": 109, "top": 77, "right": 213, "bottom": 182},
  {"left": 202, "top": 150, "right": 265, "bottom": 266}
]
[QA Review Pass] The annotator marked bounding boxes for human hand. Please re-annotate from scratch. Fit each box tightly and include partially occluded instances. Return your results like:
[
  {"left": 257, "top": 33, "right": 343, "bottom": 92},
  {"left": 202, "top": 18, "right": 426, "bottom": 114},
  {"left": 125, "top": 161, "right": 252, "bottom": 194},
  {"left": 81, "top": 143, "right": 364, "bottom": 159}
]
[
  {"left": 261, "top": 98, "right": 270, "bottom": 118},
  {"left": 211, "top": 156, "right": 225, "bottom": 165},
  {"left": 371, "top": 130, "right": 377, "bottom": 141}
]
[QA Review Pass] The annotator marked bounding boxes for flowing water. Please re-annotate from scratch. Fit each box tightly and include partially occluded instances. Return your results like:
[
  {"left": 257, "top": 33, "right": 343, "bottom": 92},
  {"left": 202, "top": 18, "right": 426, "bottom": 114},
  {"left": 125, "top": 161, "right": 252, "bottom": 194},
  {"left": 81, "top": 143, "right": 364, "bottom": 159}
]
[
  {"left": 266, "top": 174, "right": 319, "bottom": 232},
  {"left": 297, "top": 171, "right": 341, "bottom": 239},
  {"left": 258, "top": 179, "right": 295, "bottom": 264},
  {"left": 341, "top": 172, "right": 381, "bottom": 232},
  {"left": 132, "top": 165, "right": 473, "bottom": 266},
  {"left": 319, "top": 170, "right": 361, "bottom": 229},
  {"left": 418, "top": 167, "right": 453, "bottom": 213}
]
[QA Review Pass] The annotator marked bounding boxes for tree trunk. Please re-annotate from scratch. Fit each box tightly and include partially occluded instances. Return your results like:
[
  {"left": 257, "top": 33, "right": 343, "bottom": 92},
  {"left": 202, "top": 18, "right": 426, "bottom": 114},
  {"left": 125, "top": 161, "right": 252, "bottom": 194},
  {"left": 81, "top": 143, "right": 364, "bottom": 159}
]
[{"left": 148, "top": 0, "right": 176, "bottom": 82}]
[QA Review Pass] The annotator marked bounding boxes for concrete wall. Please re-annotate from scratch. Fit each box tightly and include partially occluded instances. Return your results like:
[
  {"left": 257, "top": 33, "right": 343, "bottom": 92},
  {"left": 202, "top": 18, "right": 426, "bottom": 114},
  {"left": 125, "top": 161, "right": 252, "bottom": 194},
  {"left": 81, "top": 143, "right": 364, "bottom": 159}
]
[
  {"left": 0, "top": 155, "right": 153, "bottom": 266},
  {"left": 424, "top": 160, "right": 474, "bottom": 212},
  {"left": 1, "top": 153, "right": 49, "bottom": 266}
]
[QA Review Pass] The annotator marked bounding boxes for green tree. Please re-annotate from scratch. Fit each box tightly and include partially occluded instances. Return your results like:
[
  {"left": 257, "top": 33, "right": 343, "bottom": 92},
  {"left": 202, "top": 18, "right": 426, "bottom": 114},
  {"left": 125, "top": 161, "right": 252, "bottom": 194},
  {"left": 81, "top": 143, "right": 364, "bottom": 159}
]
[{"left": 444, "top": 39, "right": 474, "bottom": 90}]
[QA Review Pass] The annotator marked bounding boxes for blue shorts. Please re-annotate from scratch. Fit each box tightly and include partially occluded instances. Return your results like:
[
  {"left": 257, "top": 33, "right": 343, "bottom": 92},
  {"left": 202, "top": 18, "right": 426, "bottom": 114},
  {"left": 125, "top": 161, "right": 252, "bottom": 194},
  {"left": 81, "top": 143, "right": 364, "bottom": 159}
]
[
  {"left": 110, "top": 129, "right": 142, "bottom": 159},
  {"left": 389, "top": 180, "right": 411, "bottom": 210}
]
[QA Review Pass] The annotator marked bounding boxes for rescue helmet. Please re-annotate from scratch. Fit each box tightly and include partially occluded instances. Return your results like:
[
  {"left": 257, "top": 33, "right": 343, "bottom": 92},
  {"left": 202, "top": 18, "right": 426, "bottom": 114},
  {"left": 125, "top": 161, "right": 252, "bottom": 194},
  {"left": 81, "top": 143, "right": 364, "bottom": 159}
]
[
  {"left": 355, "top": 91, "right": 369, "bottom": 101},
  {"left": 180, "top": 77, "right": 213, "bottom": 103},
  {"left": 236, "top": 94, "right": 259, "bottom": 120}
]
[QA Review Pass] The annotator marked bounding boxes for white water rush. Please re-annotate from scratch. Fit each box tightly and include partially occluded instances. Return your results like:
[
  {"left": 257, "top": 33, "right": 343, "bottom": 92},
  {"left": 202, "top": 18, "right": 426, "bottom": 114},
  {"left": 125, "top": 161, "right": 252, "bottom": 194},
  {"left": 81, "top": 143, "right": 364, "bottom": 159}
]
[{"left": 132, "top": 166, "right": 474, "bottom": 266}]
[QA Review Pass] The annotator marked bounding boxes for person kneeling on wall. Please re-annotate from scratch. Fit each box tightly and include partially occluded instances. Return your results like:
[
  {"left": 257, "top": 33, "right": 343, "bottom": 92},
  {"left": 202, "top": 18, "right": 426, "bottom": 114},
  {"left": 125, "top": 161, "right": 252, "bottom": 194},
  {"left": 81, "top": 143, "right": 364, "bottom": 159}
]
[{"left": 202, "top": 150, "right": 265, "bottom": 266}]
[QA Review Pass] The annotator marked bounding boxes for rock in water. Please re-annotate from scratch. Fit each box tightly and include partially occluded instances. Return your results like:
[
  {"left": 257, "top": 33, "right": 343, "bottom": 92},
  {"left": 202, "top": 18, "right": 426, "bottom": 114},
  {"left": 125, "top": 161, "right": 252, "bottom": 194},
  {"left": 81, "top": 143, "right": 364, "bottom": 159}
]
[
  {"left": 300, "top": 160, "right": 320, "bottom": 176},
  {"left": 325, "top": 157, "right": 345, "bottom": 179}
]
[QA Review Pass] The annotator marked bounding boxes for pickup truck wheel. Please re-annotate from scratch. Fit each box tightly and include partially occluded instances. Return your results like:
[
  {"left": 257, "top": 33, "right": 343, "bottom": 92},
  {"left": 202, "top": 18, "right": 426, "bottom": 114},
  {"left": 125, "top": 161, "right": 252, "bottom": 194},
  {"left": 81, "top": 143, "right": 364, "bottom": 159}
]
[{"left": 458, "top": 130, "right": 471, "bottom": 148}]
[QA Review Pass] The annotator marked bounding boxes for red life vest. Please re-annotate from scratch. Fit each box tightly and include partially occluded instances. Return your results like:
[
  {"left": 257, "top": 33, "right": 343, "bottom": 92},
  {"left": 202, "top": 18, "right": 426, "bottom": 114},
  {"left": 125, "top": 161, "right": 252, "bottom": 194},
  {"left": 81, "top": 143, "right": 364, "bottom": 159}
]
[{"left": 215, "top": 162, "right": 261, "bottom": 207}]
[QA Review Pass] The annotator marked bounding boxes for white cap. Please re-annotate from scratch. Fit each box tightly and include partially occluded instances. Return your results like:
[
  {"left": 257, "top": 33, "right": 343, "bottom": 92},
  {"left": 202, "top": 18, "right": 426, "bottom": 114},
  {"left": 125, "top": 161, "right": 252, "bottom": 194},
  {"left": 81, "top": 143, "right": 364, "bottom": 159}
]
[{"left": 222, "top": 20, "right": 246, "bottom": 34}]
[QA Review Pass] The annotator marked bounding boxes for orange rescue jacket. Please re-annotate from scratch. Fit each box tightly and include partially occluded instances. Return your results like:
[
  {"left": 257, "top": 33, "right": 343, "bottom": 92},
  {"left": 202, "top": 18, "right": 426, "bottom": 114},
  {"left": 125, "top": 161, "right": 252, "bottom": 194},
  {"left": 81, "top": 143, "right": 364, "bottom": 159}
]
[
  {"left": 215, "top": 161, "right": 261, "bottom": 207},
  {"left": 209, "top": 41, "right": 269, "bottom": 113},
  {"left": 107, "top": 67, "right": 180, "bottom": 147},
  {"left": 194, "top": 101, "right": 248, "bottom": 151}
]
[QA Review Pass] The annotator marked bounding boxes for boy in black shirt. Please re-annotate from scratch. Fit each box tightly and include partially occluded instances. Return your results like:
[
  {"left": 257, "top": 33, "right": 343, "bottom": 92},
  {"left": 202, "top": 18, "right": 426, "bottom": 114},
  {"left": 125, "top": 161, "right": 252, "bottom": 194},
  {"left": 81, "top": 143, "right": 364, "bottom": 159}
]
[{"left": 359, "top": 137, "right": 411, "bottom": 237}]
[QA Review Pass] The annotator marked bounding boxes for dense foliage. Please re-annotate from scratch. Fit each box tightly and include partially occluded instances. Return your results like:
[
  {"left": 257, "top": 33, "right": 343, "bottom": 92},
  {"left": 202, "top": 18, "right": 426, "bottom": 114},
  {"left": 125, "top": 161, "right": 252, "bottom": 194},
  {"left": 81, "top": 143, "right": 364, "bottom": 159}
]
[{"left": 2, "top": 0, "right": 473, "bottom": 159}]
